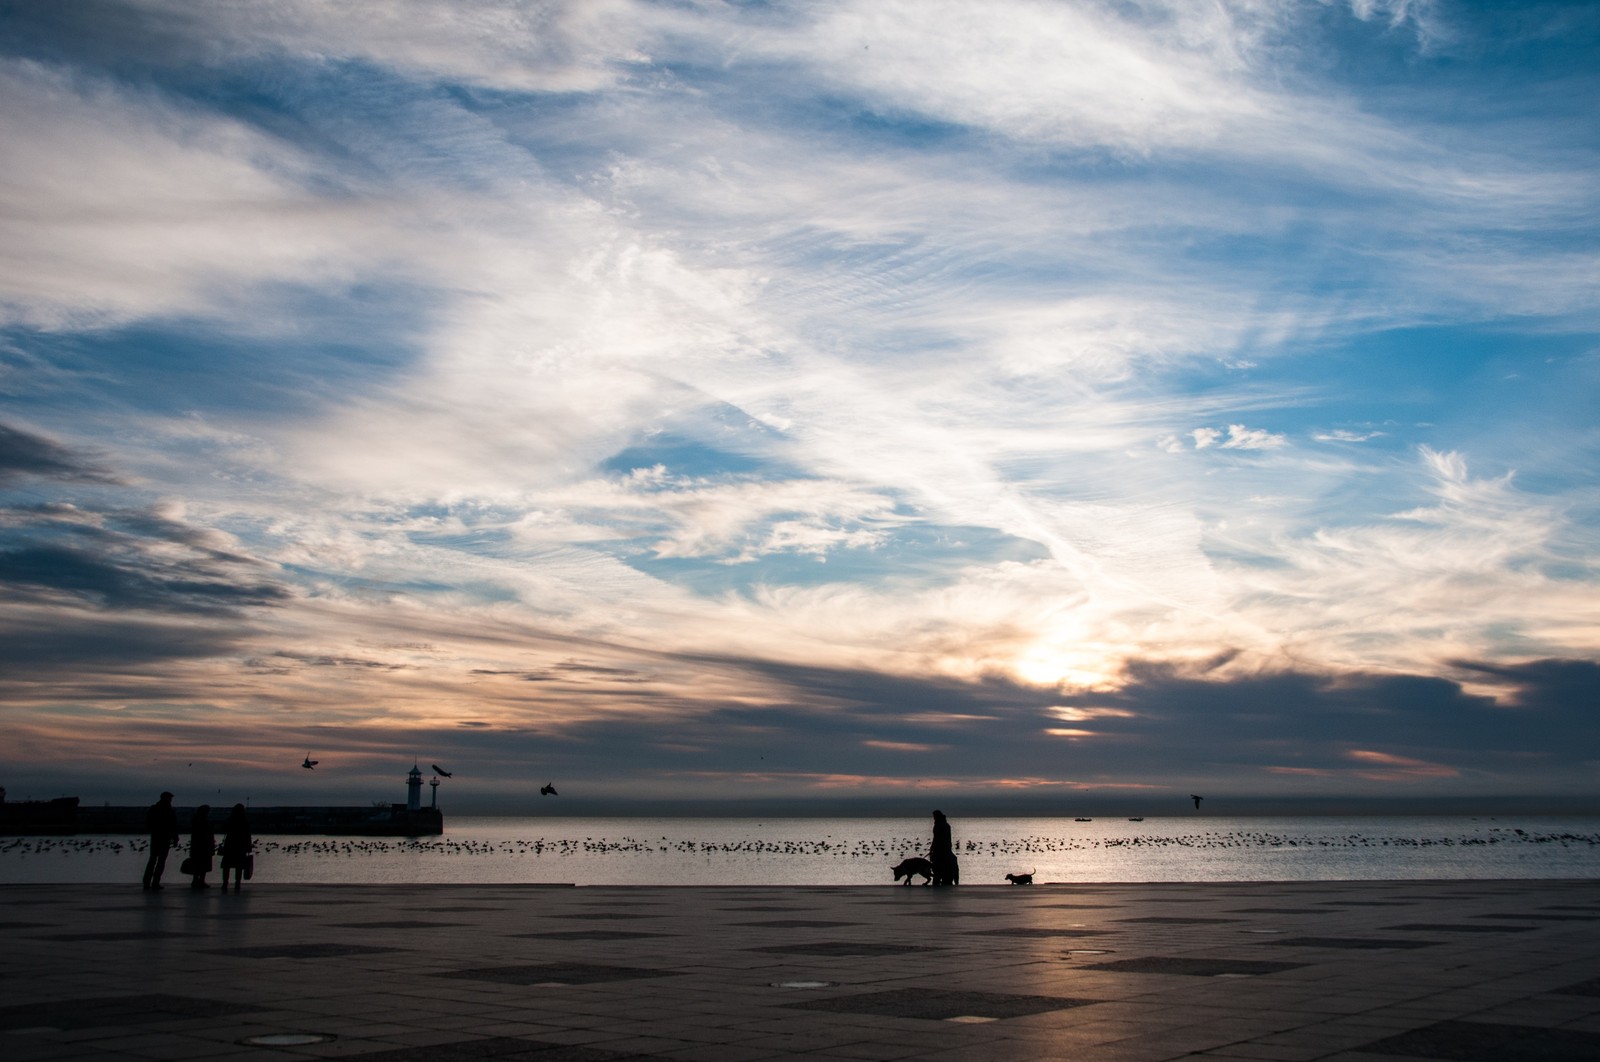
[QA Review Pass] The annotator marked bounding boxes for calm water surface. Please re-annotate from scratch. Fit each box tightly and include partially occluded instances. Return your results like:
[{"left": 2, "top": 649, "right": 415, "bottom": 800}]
[{"left": 4, "top": 816, "right": 1598, "bottom": 885}]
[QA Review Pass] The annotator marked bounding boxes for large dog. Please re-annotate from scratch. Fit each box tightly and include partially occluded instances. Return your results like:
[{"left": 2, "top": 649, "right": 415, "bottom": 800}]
[
  {"left": 1004, "top": 868, "right": 1036, "bottom": 885},
  {"left": 891, "top": 857, "right": 934, "bottom": 885}
]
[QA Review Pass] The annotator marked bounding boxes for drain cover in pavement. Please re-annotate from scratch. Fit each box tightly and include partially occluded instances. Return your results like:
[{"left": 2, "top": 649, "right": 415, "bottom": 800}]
[{"left": 240, "top": 1033, "right": 337, "bottom": 1046}]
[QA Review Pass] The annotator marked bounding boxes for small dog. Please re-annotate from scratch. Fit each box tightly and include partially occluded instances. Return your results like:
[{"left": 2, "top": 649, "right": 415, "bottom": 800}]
[
  {"left": 1004, "top": 869, "right": 1036, "bottom": 885},
  {"left": 892, "top": 857, "right": 934, "bottom": 885}
]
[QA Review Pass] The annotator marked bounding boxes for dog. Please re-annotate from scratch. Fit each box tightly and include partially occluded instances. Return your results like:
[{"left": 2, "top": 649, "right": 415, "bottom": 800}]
[
  {"left": 892, "top": 857, "right": 934, "bottom": 885},
  {"left": 1004, "top": 869, "right": 1036, "bottom": 885}
]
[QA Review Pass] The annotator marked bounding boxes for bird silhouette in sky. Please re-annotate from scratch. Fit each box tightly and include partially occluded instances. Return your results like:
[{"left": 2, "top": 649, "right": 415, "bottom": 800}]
[
  {"left": 432, "top": 764, "right": 452, "bottom": 777},
  {"left": 1190, "top": 794, "right": 1203, "bottom": 809},
  {"left": 540, "top": 783, "right": 558, "bottom": 796},
  {"left": 302, "top": 754, "right": 318, "bottom": 769}
]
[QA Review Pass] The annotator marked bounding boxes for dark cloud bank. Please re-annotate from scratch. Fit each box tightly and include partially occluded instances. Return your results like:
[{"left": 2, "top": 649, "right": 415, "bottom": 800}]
[
  {"left": 3, "top": 417, "right": 1594, "bottom": 814},
  {"left": 0, "top": 421, "right": 288, "bottom": 679},
  {"left": 390, "top": 652, "right": 1600, "bottom": 816}
]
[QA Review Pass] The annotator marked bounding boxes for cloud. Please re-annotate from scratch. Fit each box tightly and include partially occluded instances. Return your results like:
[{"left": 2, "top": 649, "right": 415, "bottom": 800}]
[
  {"left": 0, "top": 497, "right": 289, "bottom": 615},
  {"left": 0, "top": 0, "right": 1595, "bottom": 808},
  {"left": 770, "top": 0, "right": 1291, "bottom": 157},
  {"left": 1313, "top": 429, "right": 1386, "bottom": 443},
  {"left": 82, "top": 0, "right": 666, "bottom": 94},
  {"left": 1345, "top": 749, "right": 1459, "bottom": 780},
  {"left": 0, "top": 59, "right": 370, "bottom": 328},
  {"left": 1189, "top": 424, "right": 1287, "bottom": 450},
  {"left": 0, "top": 421, "right": 120, "bottom": 486}
]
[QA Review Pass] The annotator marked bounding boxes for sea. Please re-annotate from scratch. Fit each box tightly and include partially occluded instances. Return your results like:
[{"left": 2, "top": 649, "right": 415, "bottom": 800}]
[{"left": 4, "top": 816, "right": 1600, "bottom": 886}]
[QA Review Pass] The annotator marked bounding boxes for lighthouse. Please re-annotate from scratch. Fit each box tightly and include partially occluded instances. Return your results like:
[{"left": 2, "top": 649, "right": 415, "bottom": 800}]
[{"left": 406, "top": 763, "right": 423, "bottom": 811}]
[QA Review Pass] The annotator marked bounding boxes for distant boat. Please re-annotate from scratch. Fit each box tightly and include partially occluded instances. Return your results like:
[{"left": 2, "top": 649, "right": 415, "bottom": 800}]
[
  {"left": 1074, "top": 817, "right": 1092, "bottom": 822},
  {"left": 1128, "top": 817, "right": 1144, "bottom": 822}
]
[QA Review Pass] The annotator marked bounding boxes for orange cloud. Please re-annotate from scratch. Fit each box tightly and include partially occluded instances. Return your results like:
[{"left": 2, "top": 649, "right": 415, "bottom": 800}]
[{"left": 1345, "top": 749, "right": 1459, "bottom": 780}]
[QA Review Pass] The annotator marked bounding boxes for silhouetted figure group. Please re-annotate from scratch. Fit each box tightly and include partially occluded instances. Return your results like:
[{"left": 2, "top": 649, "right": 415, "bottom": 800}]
[
  {"left": 142, "top": 792, "right": 252, "bottom": 891},
  {"left": 929, "top": 809, "right": 959, "bottom": 886}
]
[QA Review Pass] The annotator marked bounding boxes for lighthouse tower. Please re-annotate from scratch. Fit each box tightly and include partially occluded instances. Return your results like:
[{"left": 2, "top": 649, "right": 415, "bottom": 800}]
[{"left": 406, "top": 763, "right": 423, "bottom": 811}]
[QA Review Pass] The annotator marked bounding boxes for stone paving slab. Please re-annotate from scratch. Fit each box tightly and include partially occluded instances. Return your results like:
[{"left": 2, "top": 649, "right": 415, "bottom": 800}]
[{"left": 2, "top": 880, "right": 1599, "bottom": 1060}]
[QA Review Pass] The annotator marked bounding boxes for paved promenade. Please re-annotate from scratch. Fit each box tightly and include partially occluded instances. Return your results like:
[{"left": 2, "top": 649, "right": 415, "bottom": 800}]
[{"left": 3, "top": 879, "right": 1598, "bottom": 1061}]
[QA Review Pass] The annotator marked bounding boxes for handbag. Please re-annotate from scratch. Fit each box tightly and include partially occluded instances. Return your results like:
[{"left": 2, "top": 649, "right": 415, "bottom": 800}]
[
  {"left": 243, "top": 854, "right": 254, "bottom": 881},
  {"left": 179, "top": 856, "right": 194, "bottom": 875}
]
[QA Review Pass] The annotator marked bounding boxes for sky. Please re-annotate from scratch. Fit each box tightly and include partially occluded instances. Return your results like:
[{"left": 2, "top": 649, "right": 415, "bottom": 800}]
[{"left": 1, "top": 0, "right": 1597, "bottom": 816}]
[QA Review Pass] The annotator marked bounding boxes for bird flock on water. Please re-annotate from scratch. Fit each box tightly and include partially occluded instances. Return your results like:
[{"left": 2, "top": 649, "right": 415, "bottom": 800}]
[{"left": 5, "top": 827, "right": 1595, "bottom": 864}]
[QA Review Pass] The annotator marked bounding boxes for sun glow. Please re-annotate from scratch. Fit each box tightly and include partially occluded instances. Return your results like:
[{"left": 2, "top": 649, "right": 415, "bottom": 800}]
[{"left": 1013, "top": 647, "right": 1119, "bottom": 690}]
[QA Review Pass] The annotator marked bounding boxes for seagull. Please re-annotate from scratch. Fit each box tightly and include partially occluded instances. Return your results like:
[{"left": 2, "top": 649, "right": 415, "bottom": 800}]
[
  {"left": 1190, "top": 794, "right": 1203, "bottom": 809},
  {"left": 302, "top": 754, "right": 318, "bottom": 769},
  {"left": 432, "top": 764, "right": 453, "bottom": 778},
  {"left": 540, "top": 783, "right": 558, "bottom": 796}
]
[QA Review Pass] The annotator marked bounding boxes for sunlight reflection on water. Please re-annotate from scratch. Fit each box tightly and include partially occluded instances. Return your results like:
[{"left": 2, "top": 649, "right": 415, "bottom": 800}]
[{"left": 4, "top": 816, "right": 1598, "bottom": 885}]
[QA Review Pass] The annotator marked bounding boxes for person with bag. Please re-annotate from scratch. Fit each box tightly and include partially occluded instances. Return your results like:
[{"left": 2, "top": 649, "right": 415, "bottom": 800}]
[
  {"left": 141, "top": 791, "right": 180, "bottom": 890},
  {"left": 186, "top": 805, "right": 215, "bottom": 890},
  {"left": 219, "top": 804, "right": 253, "bottom": 890},
  {"left": 929, "top": 809, "right": 960, "bottom": 886}
]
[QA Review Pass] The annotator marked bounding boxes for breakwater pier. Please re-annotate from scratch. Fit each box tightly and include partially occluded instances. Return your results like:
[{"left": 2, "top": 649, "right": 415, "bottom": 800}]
[{"left": 0, "top": 798, "right": 443, "bottom": 836}]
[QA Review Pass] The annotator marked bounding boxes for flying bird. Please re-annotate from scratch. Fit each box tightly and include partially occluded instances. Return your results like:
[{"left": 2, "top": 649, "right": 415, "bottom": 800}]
[
  {"left": 432, "top": 764, "right": 452, "bottom": 777},
  {"left": 1190, "top": 794, "right": 1203, "bottom": 809},
  {"left": 302, "top": 754, "right": 318, "bottom": 769},
  {"left": 540, "top": 783, "right": 558, "bottom": 796}
]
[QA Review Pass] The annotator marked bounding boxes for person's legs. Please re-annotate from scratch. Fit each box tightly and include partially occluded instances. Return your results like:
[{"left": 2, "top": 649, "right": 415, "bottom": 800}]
[{"left": 143, "top": 840, "right": 168, "bottom": 889}]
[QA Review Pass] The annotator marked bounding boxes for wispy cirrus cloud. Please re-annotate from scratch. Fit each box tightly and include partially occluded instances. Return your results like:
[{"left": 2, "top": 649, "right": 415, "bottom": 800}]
[{"left": 0, "top": 0, "right": 1595, "bottom": 808}]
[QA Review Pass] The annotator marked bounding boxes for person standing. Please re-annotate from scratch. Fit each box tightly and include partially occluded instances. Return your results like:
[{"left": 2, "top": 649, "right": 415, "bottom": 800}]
[
  {"left": 187, "top": 804, "right": 215, "bottom": 890},
  {"left": 929, "top": 809, "right": 959, "bottom": 886},
  {"left": 219, "top": 804, "right": 253, "bottom": 890},
  {"left": 141, "top": 791, "right": 180, "bottom": 890}
]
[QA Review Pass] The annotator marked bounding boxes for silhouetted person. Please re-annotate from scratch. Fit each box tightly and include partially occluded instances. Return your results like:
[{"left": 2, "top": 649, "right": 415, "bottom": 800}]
[
  {"left": 188, "top": 804, "right": 215, "bottom": 890},
  {"left": 142, "top": 791, "right": 180, "bottom": 890},
  {"left": 929, "top": 809, "right": 959, "bottom": 886},
  {"left": 219, "top": 804, "right": 252, "bottom": 890}
]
